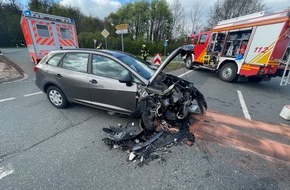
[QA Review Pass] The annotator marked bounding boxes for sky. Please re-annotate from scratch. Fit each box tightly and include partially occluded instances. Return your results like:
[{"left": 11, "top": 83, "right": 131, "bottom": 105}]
[{"left": 14, "top": 0, "right": 290, "bottom": 32}]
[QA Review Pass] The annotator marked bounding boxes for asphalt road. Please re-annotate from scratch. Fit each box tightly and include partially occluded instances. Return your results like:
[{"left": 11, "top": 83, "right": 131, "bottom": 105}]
[{"left": 0, "top": 48, "right": 289, "bottom": 190}]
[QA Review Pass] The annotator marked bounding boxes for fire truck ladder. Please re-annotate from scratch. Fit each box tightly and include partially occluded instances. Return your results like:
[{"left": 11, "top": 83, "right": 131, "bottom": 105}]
[{"left": 280, "top": 55, "right": 290, "bottom": 86}]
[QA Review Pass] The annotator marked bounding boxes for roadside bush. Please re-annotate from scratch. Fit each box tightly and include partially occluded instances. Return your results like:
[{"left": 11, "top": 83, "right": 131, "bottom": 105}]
[{"left": 78, "top": 32, "right": 185, "bottom": 56}]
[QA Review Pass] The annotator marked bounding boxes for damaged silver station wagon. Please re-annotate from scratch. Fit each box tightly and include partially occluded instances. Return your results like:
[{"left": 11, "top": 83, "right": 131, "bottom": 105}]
[{"left": 34, "top": 45, "right": 207, "bottom": 131}]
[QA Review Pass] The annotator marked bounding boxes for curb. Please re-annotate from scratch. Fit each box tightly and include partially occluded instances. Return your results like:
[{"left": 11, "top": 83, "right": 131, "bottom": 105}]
[{"left": 0, "top": 55, "right": 25, "bottom": 84}]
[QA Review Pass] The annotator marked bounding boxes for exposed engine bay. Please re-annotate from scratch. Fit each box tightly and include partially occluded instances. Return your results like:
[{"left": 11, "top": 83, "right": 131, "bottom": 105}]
[
  {"left": 136, "top": 72, "right": 207, "bottom": 131},
  {"left": 102, "top": 45, "right": 207, "bottom": 165}
]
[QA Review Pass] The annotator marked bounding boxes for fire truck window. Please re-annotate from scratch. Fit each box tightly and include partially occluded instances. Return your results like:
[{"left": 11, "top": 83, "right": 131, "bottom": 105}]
[
  {"left": 193, "top": 37, "right": 198, "bottom": 45},
  {"left": 62, "top": 53, "right": 89, "bottom": 73},
  {"left": 199, "top": 34, "right": 207, "bottom": 44},
  {"left": 36, "top": 25, "right": 49, "bottom": 37},
  {"left": 60, "top": 28, "right": 70, "bottom": 39},
  {"left": 47, "top": 53, "right": 65, "bottom": 66}
]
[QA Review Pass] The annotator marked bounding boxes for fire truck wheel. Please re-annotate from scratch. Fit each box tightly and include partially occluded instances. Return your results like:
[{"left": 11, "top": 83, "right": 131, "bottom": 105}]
[
  {"left": 47, "top": 86, "right": 67, "bottom": 108},
  {"left": 219, "top": 62, "right": 238, "bottom": 82},
  {"left": 248, "top": 77, "right": 263, "bottom": 82},
  {"left": 185, "top": 56, "right": 193, "bottom": 69}
]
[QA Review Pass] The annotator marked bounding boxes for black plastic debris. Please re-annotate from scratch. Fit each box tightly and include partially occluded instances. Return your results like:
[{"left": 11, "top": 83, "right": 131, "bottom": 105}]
[{"left": 102, "top": 118, "right": 196, "bottom": 165}]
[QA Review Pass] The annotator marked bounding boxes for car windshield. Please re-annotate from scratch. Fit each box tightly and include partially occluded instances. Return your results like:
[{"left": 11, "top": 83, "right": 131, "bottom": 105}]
[{"left": 117, "top": 54, "right": 155, "bottom": 80}]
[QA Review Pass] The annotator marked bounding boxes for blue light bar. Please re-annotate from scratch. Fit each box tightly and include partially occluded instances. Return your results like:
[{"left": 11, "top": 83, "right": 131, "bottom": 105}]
[{"left": 24, "top": 10, "right": 31, "bottom": 16}]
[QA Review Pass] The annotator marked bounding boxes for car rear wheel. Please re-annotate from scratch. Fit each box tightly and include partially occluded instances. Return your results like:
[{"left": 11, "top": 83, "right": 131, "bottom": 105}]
[
  {"left": 219, "top": 62, "right": 238, "bottom": 82},
  {"left": 47, "top": 86, "right": 67, "bottom": 108},
  {"left": 185, "top": 56, "right": 193, "bottom": 69}
]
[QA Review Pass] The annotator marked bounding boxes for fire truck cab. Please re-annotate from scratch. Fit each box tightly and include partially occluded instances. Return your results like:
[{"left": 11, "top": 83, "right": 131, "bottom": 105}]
[
  {"left": 185, "top": 10, "right": 290, "bottom": 83},
  {"left": 20, "top": 10, "right": 78, "bottom": 64}
]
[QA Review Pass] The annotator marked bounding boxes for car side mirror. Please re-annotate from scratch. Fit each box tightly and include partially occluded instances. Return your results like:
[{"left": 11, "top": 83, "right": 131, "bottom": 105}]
[{"left": 119, "top": 71, "right": 132, "bottom": 86}]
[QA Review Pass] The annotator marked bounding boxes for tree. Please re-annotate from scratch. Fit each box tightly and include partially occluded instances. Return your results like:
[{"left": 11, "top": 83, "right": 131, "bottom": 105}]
[
  {"left": 207, "top": 0, "right": 265, "bottom": 28},
  {"left": 104, "top": 0, "right": 172, "bottom": 42},
  {"left": 170, "top": 0, "right": 185, "bottom": 39},
  {"left": 149, "top": 0, "right": 173, "bottom": 42},
  {"left": 50, "top": 4, "right": 83, "bottom": 34},
  {"left": 0, "top": 0, "right": 22, "bottom": 47},
  {"left": 28, "top": 0, "right": 53, "bottom": 13},
  {"left": 190, "top": 0, "right": 202, "bottom": 34}
]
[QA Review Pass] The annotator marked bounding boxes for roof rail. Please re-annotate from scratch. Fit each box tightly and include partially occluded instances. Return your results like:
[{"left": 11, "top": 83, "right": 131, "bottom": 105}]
[{"left": 218, "top": 12, "right": 267, "bottom": 26}]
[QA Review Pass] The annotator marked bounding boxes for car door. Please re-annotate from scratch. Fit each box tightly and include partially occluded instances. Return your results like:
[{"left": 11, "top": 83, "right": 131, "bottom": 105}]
[
  {"left": 51, "top": 52, "right": 91, "bottom": 103},
  {"left": 88, "top": 53, "right": 137, "bottom": 114}
]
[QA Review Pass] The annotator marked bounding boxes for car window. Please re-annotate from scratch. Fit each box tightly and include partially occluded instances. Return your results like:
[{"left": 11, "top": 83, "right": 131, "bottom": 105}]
[
  {"left": 92, "top": 54, "right": 128, "bottom": 80},
  {"left": 117, "top": 54, "right": 155, "bottom": 80},
  {"left": 62, "top": 53, "right": 89, "bottom": 73},
  {"left": 46, "top": 53, "right": 65, "bottom": 66}
]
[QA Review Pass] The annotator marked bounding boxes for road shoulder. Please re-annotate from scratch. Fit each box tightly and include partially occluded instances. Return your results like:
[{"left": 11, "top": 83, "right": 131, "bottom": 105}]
[{"left": 0, "top": 55, "right": 25, "bottom": 84}]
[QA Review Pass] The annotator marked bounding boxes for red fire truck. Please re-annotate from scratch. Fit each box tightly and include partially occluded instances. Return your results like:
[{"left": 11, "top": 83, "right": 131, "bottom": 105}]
[
  {"left": 185, "top": 10, "right": 290, "bottom": 83},
  {"left": 20, "top": 10, "right": 79, "bottom": 64}
]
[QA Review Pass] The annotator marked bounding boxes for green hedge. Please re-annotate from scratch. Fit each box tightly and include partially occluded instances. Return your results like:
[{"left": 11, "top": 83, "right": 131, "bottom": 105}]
[{"left": 78, "top": 32, "right": 185, "bottom": 56}]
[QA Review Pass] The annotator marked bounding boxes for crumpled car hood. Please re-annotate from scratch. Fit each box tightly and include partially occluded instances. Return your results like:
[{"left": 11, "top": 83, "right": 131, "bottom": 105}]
[{"left": 149, "top": 44, "right": 195, "bottom": 85}]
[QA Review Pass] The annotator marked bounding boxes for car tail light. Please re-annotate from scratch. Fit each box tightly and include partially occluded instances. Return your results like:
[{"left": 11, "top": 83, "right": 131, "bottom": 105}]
[{"left": 34, "top": 65, "right": 39, "bottom": 72}]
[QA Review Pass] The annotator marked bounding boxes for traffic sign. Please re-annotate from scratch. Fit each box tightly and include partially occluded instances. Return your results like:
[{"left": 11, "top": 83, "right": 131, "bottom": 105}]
[
  {"left": 164, "top": 40, "right": 168, "bottom": 47},
  {"left": 101, "top": 29, "right": 109, "bottom": 38},
  {"left": 115, "top": 24, "right": 128, "bottom": 30},
  {"left": 116, "top": 29, "right": 128, "bottom": 34},
  {"left": 154, "top": 53, "right": 162, "bottom": 65}
]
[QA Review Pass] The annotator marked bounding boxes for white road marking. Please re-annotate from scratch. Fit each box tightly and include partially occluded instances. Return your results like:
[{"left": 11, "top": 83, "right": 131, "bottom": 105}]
[
  {"left": 24, "top": 91, "right": 43, "bottom": 97},
  {"left": 237, "top": 90, "right": 252, "bottom": 120},
  {"left": 178, "top": 70, "right": 193, "bottom": 78},
  {"left": 2, "top": 49, "right": 23, "bottom": 54},
  {"left": 0, "top": 97, "right": 15, "bottom": 103},
  {"left": 0, "top": 164, "right": 14, "bottom": 180}
]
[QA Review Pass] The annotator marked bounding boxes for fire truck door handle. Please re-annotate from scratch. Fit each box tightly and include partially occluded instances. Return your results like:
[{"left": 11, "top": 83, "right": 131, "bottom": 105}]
[{"left": 56, "top": 74, "right": 62, "bottom": 78}]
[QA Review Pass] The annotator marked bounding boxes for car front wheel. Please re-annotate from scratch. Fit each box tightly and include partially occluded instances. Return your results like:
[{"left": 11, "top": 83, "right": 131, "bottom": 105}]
[{"left": 47, "top": 86, "right": 67, "bottom": 108}]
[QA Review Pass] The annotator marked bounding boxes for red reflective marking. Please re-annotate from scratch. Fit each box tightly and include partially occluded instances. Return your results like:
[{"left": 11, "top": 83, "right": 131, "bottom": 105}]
[
  {"left": 40, "top": 38, "right": 49, "bottom": 45},
  {"left": 36, "top": 37, "right": 43, "bottom": 44},
  {"left": 31, "top": 20, "right": 36, "bottom": 25},
  {"left": 47, "top": 38, "right": 55, "bottom": 46},
  {"left": 65, "top": 40, "right": 74, "bottom": 46},
  {"left": 59, "top": 39, "right": 69, "bottom": 46},
  {"left": 65, "top": 40, "right": 72, "bottom": 46}
]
